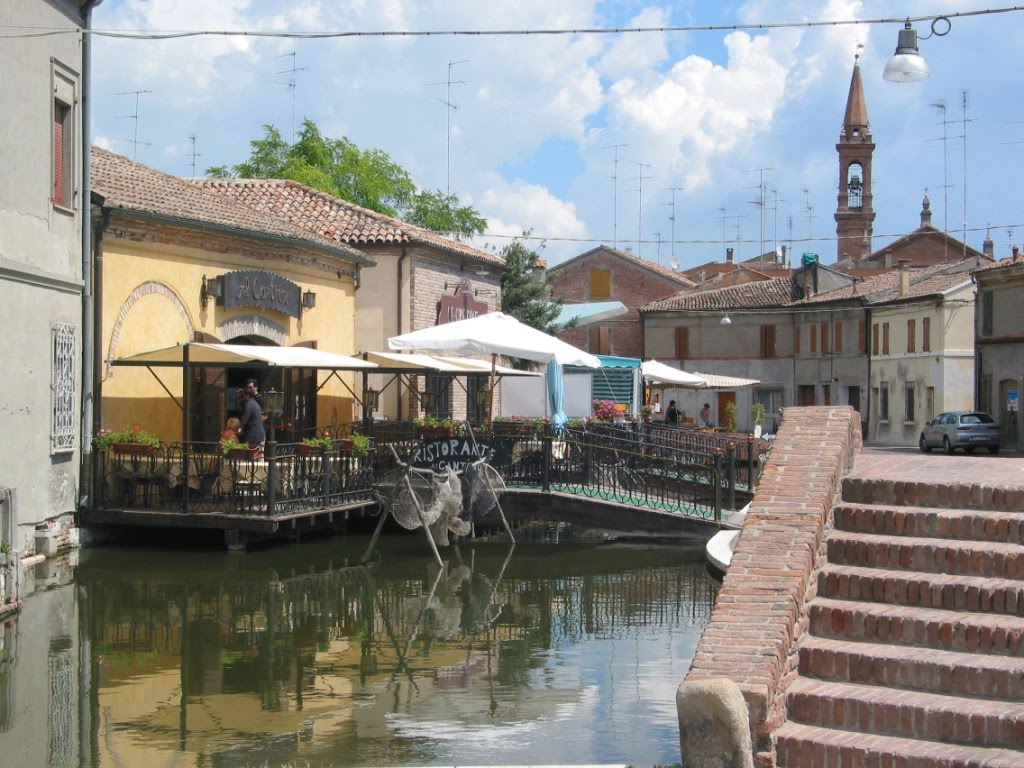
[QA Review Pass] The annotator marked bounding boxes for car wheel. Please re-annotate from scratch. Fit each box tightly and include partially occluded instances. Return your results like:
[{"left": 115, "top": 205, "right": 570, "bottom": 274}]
[
  {"left": 919, "top": 434, "right": 931, "bottom": 453},
  {"left": 989, "top": 446, "right": 1000, "bottom": 455},
  {"left": 943, "top": 436, "right": 954, "bottom": 454},
  {"left": 964, "top": 447, "right": 976, "bottom": 454}
]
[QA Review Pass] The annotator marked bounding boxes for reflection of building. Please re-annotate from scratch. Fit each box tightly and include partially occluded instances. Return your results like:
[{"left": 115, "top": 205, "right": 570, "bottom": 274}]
[
  {"left": 91, "top": 149, "right": 372, "bottom": 441},
  {"left": 197, "top": 179, "right": 504, "bottom": 422},
  {"left": 973, "top": 252, "right": 1024, "bottom": 451},
  {"left": 0, "top": 0, "right": 99, "bottom": 550}
]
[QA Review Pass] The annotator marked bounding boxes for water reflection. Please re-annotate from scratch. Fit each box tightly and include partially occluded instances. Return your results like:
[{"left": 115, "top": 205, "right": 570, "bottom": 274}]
[{"left": 0, "top": 533, "right": 718, "bottom": 767}]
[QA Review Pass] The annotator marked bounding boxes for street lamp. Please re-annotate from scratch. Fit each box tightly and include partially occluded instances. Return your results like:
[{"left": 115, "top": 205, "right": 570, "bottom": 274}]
[{"left": 882, "top": 17, "right": 949, "bottom": 84}]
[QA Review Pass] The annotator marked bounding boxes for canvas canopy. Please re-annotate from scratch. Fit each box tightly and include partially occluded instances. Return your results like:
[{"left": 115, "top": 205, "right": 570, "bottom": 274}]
[
  {"left": 388, "top": 312, "right": 600, "bottom": 368},
  {"left": 641, "top": 360, "right": 709, "bottom": 388},
  {"left": 690, "top": 372, "right": 760, "bottom": 389},
  {"left": 363, "top": 351, "right": 540, "bottom": 376},
  {"left": 110, "top": 342, "right": 378, "bottom": 370},
  {"left": 553, "top": 301, "right": 628, "bottom": 328}
]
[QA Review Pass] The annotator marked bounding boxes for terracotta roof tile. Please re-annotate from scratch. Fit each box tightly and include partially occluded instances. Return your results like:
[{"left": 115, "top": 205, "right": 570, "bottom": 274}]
[
  {"left": 798, "top": 262, "right": 973, "bottom": 305},
  {"left": 90, "top": 147, "right": 372, "bottom": 265},
  {"left": 195, "top": 178, "right": 504, "bottom": 266},
  {"left": 642, "top": 276, "right": 802, "bottom": 312}
]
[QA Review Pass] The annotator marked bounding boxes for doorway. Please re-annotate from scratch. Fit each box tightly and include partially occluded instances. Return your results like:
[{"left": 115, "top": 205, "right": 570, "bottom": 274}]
[
  {"left": 999, "top": 378, "right": 1018, "bottom": 450},
  {"left": 798, "top": 385, "right": 816, "bottom": 406},
  {"left": 716, "top": 391, "right": 735, "bottom": 430}
]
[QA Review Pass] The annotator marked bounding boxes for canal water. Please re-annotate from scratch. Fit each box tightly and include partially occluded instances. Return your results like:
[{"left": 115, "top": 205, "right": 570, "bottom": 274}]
[{"left": 0, "top": 529, "right": 719, "bottom": 767}]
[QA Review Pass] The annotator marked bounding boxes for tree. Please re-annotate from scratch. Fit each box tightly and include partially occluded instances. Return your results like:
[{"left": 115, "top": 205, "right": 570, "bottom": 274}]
[
  {"left": 206, "top": 120, "right": 485, "bottom": 237},
  {"left": 499, "top": 238, "right": 565, "bottom": 334}
]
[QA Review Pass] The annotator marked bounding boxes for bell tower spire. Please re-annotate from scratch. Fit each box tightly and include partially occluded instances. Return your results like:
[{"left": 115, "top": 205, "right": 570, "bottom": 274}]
[{"left": 835, "top": 53, "right": 876, "bottom": 264}]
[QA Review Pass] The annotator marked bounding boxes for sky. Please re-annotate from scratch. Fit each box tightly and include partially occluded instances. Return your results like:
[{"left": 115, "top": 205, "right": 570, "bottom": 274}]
[{"left": 81, "top": 1, "right": 1024, "bottom": 269}]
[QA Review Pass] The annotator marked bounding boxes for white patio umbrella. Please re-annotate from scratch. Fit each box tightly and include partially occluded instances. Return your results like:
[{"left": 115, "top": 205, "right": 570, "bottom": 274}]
[{"left": 388, "top": 312, "right": 600, "bottom": 421}]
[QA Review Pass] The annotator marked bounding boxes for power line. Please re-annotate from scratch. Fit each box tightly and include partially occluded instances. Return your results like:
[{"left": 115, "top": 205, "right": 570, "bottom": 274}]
[{"left": 10, "top": 7, "right": 1020, "bottom": 40}]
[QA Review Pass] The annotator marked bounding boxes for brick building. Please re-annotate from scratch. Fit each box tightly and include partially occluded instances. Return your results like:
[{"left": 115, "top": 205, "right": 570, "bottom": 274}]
[{"left": 549, "top": 245, "right": 693, "bottom": 359}]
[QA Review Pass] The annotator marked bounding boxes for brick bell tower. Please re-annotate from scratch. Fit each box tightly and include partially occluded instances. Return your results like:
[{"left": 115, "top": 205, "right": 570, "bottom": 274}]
[{"left": 834, "top": 55, "right": 876, "bottom": 264}]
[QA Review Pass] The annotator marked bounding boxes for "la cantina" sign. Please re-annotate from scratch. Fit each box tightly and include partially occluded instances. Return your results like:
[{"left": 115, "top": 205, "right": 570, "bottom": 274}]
[
  {"left": 223, "top": 270, "right": 301, "bottom": 317},
  {"left": 438, "top": 277, "right": 488, "bottom": 325}
]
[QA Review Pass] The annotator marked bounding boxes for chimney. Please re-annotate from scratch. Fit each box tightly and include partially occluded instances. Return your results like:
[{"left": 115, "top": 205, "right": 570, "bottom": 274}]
[
  {"left": 726, "top": 248, "right": 734, "bottom": 263},
  {"left": 861, "top": 236, "right": 871, "bottom": 262},
  {"left": 983, "top": 229, "right": 994, "bottom": 259},
  {"left": 898, "top": 259, "right": 910, "bottom": 297},
  {"left": 780, "top": 244, "right": 787, "bottom": 264},
  {"left": 920, "top": 194, "right": 932, "bottom": 228},
  {"left": 804, "top": 282, "right": 812, "bottom": 299},
  {"left": 1014, "top": 245, "right": 1022, "bottom": 263}
]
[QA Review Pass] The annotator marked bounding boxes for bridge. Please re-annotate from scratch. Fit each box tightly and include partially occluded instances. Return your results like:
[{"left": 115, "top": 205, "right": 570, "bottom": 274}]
[{"left": 82, "top": 421, "right": 765, "bottom": 549}]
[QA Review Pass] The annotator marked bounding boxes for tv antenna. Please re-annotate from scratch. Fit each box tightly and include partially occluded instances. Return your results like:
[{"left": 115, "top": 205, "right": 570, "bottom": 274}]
[
  {"left": 275, "top": 52, "right": 308, "bottom": 142},
  {"left": 661, "top": 185, "right": 683, "bottom": 268},
  {"left": 746, "top": 167, "right": 773, "bottom": 269},
  {"left": 603, "top": 144, "right": 629, "bottom": 249},
  {"left": 188, "top": 133, "right": 203, "bottom": 178},
  {"left": 626, "top": 161, "right": 651, "bottom": 257},
  {"left": 802, "top": 189, "right": 814, "bottom": 248},
  {"left": 115, "top": 89, "right": 152, "bottom": 160},
  {"left": 427, "top": 59, "right": 469, "bottom": 197}
]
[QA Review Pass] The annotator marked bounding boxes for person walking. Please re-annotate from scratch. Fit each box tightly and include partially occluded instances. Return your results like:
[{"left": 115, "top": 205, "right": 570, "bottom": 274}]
[
  {"left": 665, "top": 400, "right": 680, "bottom": 426},
  {"left": 238, "top": 387, "right": 266, "bottom": 448}
]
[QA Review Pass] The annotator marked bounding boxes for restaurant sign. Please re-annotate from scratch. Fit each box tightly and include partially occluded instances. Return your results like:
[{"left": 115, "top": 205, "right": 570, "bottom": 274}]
[
  {"left": 438, "top": 277, "right": 488, "bottom": 325},
  {"left": 223, "top": 270, "right": 301, "bottom": 317},
  {"left": 410, "top": 437, "right": 505, "bottom": 473}
]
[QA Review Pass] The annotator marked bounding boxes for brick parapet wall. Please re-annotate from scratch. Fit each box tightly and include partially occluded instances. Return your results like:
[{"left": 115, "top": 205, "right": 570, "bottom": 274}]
[{"left": 684, "top": 405, "right": 861, "bottom": 766}]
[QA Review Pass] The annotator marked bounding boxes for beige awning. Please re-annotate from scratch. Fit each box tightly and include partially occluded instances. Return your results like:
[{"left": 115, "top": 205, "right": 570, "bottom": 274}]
[
  {"left": 110, "top": 342, "right": 378, "bottom": 370},
  {"left": 690, "top": 372, "right": 760, "bottom": 389},
  {"left": 363, "top": 351, "right": 541, "bottom": 376}
]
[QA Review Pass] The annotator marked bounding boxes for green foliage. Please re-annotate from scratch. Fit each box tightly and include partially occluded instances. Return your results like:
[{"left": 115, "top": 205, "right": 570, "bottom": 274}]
[
  {"left": 723, "top": 401, "right": 738, "bottom": 433},
  {"left": 302, "top": 436, "right": 334, "bottom": 449},
  {"left": 405, "top": 189, "right": 487, "bottom": 239},
  {"left": 93, "top": 424, "right": 161, "bottom": 451},
  {"left": 220, "top": 436, "right": 249, "bottom": 454},
  {"left": 206, "top": 120, "right": 486, "bottom": 237},
  {"left": 499, "top": 238, "right": 563, "bottom": 334},
  {"left": 413, "top": 415, "right": 458, "bottom": 431},
  {"left": 0, "top": 540, "right": 10, "bottom": 556},
  {"left": 350, "top": 432, "right": 372, "bottom": 456},
  {"left": 749, "top": 402, "right": 766, "bottom": 425}
]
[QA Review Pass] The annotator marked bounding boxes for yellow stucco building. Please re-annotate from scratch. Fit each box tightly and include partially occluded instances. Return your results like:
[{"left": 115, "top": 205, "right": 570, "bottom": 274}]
[{"left": 91, "top": 147, "right": 373, "bottom": 444}]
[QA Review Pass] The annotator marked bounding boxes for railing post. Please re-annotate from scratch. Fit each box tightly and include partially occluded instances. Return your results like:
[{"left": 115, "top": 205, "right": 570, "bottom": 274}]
[
  {"left": 726, "top": 441, "right": 736, "bottom": 512},
  {"left": 746, "top": 435, "right": 757, "bottom": 492},
  {"left": 267, "top": 442, "right": 277, "bottom": 516},
  {"left": 541, "top": 424, "right": 552, "bottom": 492}
]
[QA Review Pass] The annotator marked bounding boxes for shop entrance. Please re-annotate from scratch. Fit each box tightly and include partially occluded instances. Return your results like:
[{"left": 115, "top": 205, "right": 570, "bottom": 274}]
[{"left": 190, "top": 336, "right": 318, "bottom": 443}]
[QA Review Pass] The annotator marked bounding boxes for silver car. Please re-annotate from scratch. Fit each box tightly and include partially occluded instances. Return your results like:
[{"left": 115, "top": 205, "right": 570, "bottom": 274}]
[{"left": 919, "top": 411, "right": 1001, "bottom": 454}]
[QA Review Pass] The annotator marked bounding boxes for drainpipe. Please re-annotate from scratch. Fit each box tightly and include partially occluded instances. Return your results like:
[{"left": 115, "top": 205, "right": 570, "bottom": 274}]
[
  {"left": 865, "top": 307, "right": 872, "bottom": 439},
  {"left": 396, "top": 247, "right": 409, "bottom": 419},
  {"left": 79, "top": 1, "right": 100, "bottom": 508}
]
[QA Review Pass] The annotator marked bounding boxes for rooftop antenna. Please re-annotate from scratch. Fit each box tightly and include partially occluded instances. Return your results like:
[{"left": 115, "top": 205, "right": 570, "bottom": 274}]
[
  {"left": 427, "top": 59, "right": 469, "bottom": 197},
  {"left": 802, "top": 188, "right": 814, "bottom": 250},
  {"left": 654, "top": 232, "right": 662, "bottom": 263},
  {"left": 274, "top": 52, "right": 308, "bottom": 142},
  {"left": 115, "top": 89, "right": 152, "bottom": 160},
  {"left": 719, "top": 207, "right": 728, "bottom": 258},
  {"left": 960, "top": 90, "right": 972, "bottom": 258},
  {"left": 929, "top": 98, "right": 955, "bottom": 261},
  {"left": 627, "top": 161, "right": 651, "bottom": 257},
  {"left": 603, "top": 144, "right": 630, "bottom": 249},
  {"left": 188, "top": 133, "right": 203, "bottom": 178},
  {"left": 661, "top": 185, "right": 683, "bottom": 268},
  {"left": 747, "top": 167, "right": 774, "bottom": 269}
]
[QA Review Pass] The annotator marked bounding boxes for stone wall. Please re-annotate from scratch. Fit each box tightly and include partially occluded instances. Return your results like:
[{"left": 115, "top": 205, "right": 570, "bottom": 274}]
[{"left": 678, "top": 405, "right": 861, "bottom": 767}]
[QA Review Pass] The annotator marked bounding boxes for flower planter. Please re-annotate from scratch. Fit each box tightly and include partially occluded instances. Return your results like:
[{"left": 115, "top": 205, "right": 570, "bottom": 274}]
[
  {"left": 492, "top": 424, "right": 537, "bottom": 436},
  {"left": 297, "top": 443, "right": 327, "bottom": 457},
  {"left": 416, "top": 427, "right": 457, "bottom": 439},
  {"left": 112, "top": 442, "right": 157, "bottom": 456},
  {"left": 227, "top": 446, "right": 261, "bottom": 460}
]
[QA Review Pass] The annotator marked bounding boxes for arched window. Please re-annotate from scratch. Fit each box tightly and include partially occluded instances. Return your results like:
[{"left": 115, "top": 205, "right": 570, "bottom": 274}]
[{"left": 846, "top": 163, "right": 864, "bottom": 209}]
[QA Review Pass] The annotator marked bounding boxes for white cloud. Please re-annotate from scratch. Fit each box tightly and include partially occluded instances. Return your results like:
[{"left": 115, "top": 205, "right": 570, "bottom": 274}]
[{"left": 597, "top": 7, "right": 670, "bottom": 82}]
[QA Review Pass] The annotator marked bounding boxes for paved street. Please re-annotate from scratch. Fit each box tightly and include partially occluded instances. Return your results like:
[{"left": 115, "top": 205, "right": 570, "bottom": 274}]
[{"left": 852, "top": 444, "right": 1024, "bottom": 489}]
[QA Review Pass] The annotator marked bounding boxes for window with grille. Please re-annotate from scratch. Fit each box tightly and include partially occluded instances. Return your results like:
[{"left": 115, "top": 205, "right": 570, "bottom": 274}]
[
  {"left": 755, "top": 389, "right": 784, "bottom": 414},
  {"left": 907, "top": 319, "right": 916, "bottom": 352},
  {"left": 981, "top": 291, "right": 993, "bottom": 336},
  {"left": 904, "top": 382, "right": 915, "bottom": 422},
  {"left": 51, "top": 323, "right": 76, "bottom": 453},
  {"left": 424, "top": 374, "right": 452, "bottom": 419},
  {"left": 879, "top": 381, "right": 890, "bottom": 421},
  {"left": 590, "top": 269, "right": 611, "bottom": 298},
  {"left": 922, "top": 317, "right": 931, "bottom": 352},
  {"left": 467, "top": 377, "right": 487, "bottom": 423}
]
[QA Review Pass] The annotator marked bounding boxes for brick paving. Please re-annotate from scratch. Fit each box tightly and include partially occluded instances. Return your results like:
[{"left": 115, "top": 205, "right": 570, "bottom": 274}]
[{"left": 850, "top": 445, "right": 1024, "bottom": 490}]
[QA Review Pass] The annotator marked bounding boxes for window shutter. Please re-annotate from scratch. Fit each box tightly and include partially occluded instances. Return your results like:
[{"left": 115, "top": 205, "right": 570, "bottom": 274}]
[
  {"left": 834, "top": 322, "right": 843, "bottom": 353},
  {"left": 820, "top": 322, "right": 830, "bottom": 354},
  {"left": 793, "top": 325, "right": 801, "bottom": 355},
  {"left": 922, "top": 317, "right": 931, "bottom": 352},
  {"left": 810, "top": 324, "right": 817, "bottom": 354},
  {"left": 589, "top": 269, "right": 611, "bottom": 298},
  {"left": 759, "top": 325, "right": 776, "bottom": 358},
  {"left": 674, "top": 327, "right": 689, "bottom": 359},
  {"left": 907, "top": 319, "right": 916, "bottom": 352},
  {"left": 872, "top": 323, "right": 879, "bottom": 355},
  {"left": 883, "top": 323, "right": 890, "bottom": 355},
  {"left": 590, "top": 326, "right": 610, "bottom": 355},
  {"left": 53, "top": 105, "right": 65, "bottom": 207}
]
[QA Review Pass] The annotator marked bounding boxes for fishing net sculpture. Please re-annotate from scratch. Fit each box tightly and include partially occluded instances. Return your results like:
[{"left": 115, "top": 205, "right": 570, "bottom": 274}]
[{"left": 363, "top": 445, "right": 514, "bottom": 565}]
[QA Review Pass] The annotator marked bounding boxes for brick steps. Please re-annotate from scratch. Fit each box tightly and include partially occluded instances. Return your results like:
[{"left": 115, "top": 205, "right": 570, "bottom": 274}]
[
  {"left": 827, "top": 531, "right": 1024, "bottom": 579},
  {"left": 778, "top": 476, "right": 1024, "bottom": 767},
  {"left": 818, "top": 563, "right": 1024, "bottom": 616},
  {"left": 809, "top": 596, "right": 1024, "bottom": 655},
  {"left": 798, "top": 635, "right": 1024, "bottom": 700},
  {"left": 775, "top": 721, "right": 1024, "bottom": 768},
  {"left": 787, "top": 677, "right": 1024, "bottom": 750},
  {"left": 835, "top": 502, "right": 1024, "bottom": 544}
]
